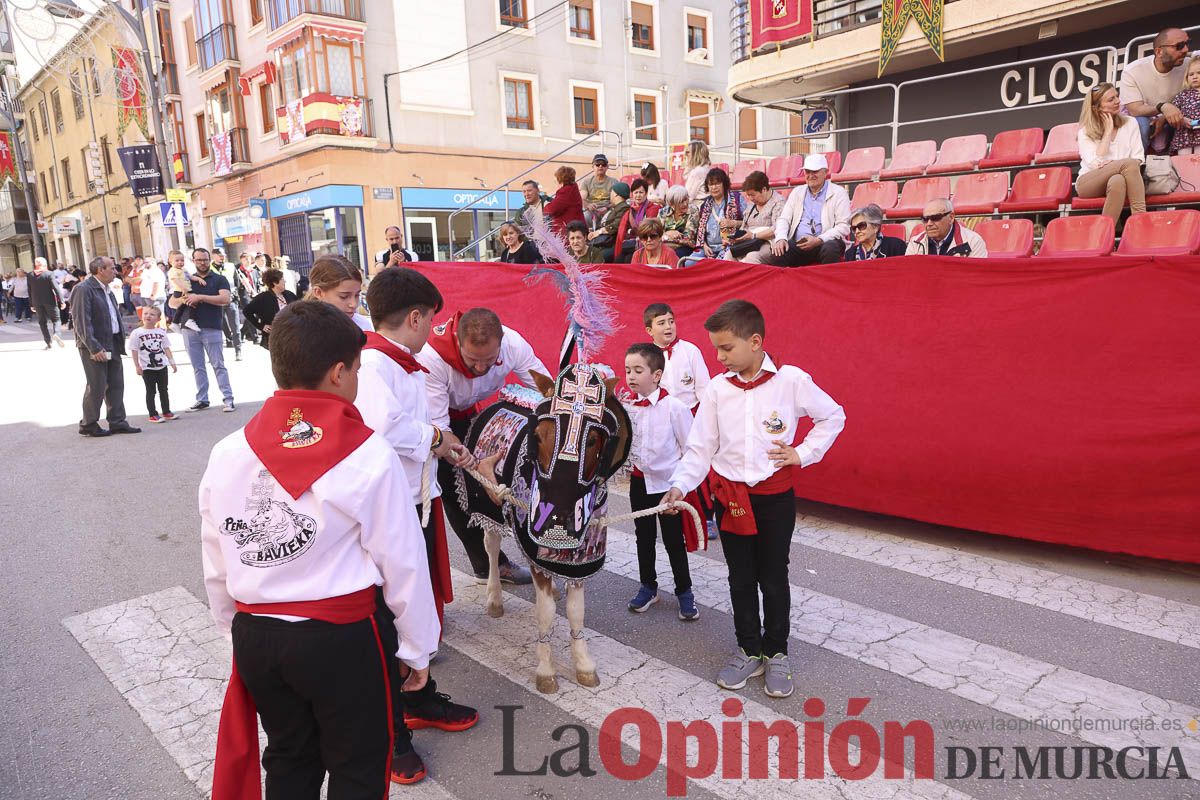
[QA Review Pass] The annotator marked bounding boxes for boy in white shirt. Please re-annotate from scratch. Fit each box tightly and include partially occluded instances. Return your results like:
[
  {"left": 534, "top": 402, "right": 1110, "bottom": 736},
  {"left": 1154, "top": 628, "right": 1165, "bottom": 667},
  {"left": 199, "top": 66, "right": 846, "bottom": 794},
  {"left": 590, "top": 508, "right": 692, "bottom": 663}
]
[
  {"left": 664, "top": 299, "right": 845, "bottom": 700},
  {"left": 127, "top": 306, "right": 177, "bottom": 422},
  {"left": 623, "top": 342, "right": 699, "bottom": 621},
  {"left": 199, "top": 300, "right": 439, "bottom": 798},
  {"left": 354, "top": 267, "right": 479, "bottom": 784}
]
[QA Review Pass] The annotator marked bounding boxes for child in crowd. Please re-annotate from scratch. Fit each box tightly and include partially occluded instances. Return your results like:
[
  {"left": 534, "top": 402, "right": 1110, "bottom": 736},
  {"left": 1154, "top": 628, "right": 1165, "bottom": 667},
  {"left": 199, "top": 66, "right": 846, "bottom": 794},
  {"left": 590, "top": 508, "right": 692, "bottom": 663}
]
[
  {"left": 308, "top": 254, "right": 372, "bottom": 331},
  {"left": 644, "top": 302, "right": 717, "bottom": 537},
  {"left": 664, "top": 299, "right": 845, "bottom": 699},
  {"left": 200, "top": 300, "right": 439, "bottom": 798},
  {"left": 354, "top": 267, "right": 479, "bottom": 784},
  {"left": 166, "top": 250, "right": 201, "bottom": 333},
  {"left": 128, "top": 306, "right": 177, "bottom": 422},
  {"left": 1170, "top": 59, "right": 1200, "bottom": 155},
  {"left": 623, "top": 342, "right": 699, "bottom": 620}
]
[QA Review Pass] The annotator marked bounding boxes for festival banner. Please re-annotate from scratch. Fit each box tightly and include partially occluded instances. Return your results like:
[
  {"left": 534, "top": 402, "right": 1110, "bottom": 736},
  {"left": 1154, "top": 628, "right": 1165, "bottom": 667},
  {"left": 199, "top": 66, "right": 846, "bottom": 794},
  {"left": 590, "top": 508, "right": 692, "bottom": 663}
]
[
  {"left": 0, "top": 132, "right": 15, "bottom": 182},
  {"left": 111, "top": 46, "right": 149, "bottom": 139},
  {"left": 749, "top": 0, "right": 813, "bottom": 52},
  {"left": 211, "top": 132, "right": 233, "bottom": 177},
  {"left": 878, "top": 0, "right": 945, "bottom": 77},
  {"left": 338, "top": 96, "right": 363, "bottom": 136},
  {"left": 116, "top": 144, "right": 164, "bottom": 198},
  {"left": 285, "top": 99, "right": 306, "bottom": 143},
  {"left": 173, "top": 152, "right": 186, "bottom": 182}
]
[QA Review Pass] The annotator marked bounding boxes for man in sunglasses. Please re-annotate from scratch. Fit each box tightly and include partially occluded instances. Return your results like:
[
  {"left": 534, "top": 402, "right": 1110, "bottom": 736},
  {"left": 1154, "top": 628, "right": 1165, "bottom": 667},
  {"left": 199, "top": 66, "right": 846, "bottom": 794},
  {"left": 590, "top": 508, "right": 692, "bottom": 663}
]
[
  {"left": 905, "top": 199, "right": 988, "bottom": 258},
  {"left": 1120, "top": 28, "right": 1192, "bottom": 151}
]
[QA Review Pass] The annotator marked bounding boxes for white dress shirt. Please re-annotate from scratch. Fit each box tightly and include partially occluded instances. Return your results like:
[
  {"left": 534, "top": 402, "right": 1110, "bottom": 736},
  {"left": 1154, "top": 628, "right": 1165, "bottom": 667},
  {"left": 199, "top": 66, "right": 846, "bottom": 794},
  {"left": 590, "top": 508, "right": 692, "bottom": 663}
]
[
  {"left": 1076, "top": 120, "right": 1145, "bottom": 179},
  {"left": 774, "top": 180, "right": 852, "bottom": 245},
  {"left": 416, "top": 326, "right": 549, "bottom": 427},
  {"left": 199, "top": 429, "right": 439, "bottom": 669},
  {"left": 660, "top": 338, "right": 712, "bottom": 410},
  {"left": 670, "top": 354, "right": 846, "bottom": 494},
  {"left": 351, "top": 312, "right": 374, "bottom": 332},
  {"left": 625, "top": 387, "right": 694, "bottom": 494},
  {"left": 356, "top": 339, "right": 440, "bottom": 503}
]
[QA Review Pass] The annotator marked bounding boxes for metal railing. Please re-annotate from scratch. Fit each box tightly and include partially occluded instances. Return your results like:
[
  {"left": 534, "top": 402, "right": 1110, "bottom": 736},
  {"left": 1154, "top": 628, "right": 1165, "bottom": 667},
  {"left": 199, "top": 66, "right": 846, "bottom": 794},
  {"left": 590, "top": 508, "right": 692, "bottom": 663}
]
[
  {"left": 268, "top": 0, "right": 365, "bottom": 29},
  {"left": 197, "top": 23, "right": 238, "bottom": 72},
  {"left": 450, "top": 129, "right": 623, "bottom": 260}
]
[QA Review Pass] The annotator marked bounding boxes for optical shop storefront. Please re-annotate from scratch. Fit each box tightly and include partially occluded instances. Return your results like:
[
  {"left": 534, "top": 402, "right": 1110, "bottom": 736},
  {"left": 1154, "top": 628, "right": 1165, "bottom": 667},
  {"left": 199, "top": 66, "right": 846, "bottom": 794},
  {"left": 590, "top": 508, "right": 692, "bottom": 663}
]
[
  {"left": 211, "top": 207, "right": 267, "bottom": 264},
  {"left": 269, "top": 184, "right": 366, "bottom": 275},
  {"left": 400, "top": 188, "right": 524, "bottom": 262}
]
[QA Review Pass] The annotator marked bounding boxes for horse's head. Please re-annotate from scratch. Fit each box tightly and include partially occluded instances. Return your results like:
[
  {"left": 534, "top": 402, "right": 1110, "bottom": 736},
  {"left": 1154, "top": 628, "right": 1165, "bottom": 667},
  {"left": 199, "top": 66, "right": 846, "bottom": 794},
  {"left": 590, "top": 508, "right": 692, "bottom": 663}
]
[{"left": 519, "top": 363, "right": 631, "bottom": 552}]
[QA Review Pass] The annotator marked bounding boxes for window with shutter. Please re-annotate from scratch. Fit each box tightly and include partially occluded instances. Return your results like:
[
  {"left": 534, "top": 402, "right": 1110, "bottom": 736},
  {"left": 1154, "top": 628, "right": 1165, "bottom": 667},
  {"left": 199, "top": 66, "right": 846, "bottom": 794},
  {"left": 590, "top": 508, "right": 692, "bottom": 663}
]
[
  {"left": 569, "top": 0, "right": 594, "bottom": 39},
  {"left": 739, "top": 108, "right": 758, "bottom": 149},
  {"left": 631, "top": 3, "right": 653, "bottom": 50},
  {"left": 572, "top": 86, "right": 598, "bottom": 135},
  {"left": 686, "top": 13, "right": 707, "bottom": 52}
]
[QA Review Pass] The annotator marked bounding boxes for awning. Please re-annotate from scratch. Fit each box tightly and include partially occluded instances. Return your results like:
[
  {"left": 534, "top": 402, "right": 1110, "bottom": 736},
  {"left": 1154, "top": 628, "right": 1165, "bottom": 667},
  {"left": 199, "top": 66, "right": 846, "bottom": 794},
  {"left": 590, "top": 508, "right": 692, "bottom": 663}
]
[
  {"left": 241, "top": 61, "right": 277, "bottom": 84},
  {"left": 310, "top": 23, "right": 364, "bottom": 43}
]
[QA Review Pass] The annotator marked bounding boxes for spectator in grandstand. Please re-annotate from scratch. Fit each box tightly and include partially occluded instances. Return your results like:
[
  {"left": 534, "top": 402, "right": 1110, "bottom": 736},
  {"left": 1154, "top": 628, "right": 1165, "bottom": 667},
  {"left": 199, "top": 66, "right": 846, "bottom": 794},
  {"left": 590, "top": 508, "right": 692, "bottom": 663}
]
[
  {"left": 906, "top": 199, "right": 988, "bottom": 258},
  {"left": 515, "top": 180, "right": 552, "bottom": 226},
  {"left": 375, "top": 225, "right": 419, "bottom": 272},
  {"left": 242, "top": 268, "right": 297, "bottom": 351},
  {"left": 1170, "top": 59, "right": 1200, "bottom": 155},
  {"left": 681, "top": 168, "right": 745, "bottom": 265},
  {"left": 844, "top": 205, "right": 907, "bottom": 261},
  {"left": 733, "top": 170, "right": 784, "bottom": 264},
  {"left": 566, "top": 220, "right": 604, "bottom": 263},
  {"left": 545, "top": 165, "right": 586, "bottom": 233},
  {"left": 658, "top": 185, "right": 697, "bottom": 259},
  {"left": 496, "top": 222, "right": 543, "bottom": 264},
  {"left": 579, "top": 154, "right": 616, "bottom": 229},
  {"left": 682, "top": 141, "right": 712, "bottom": 204},
  {"left": 1075, "top": 83, "right": 1147, "bottom": 226},
  {"left": 642, "top": 163, "right": 671, "bottom": 205},
  {"left": 762, "top": 154, "right": 850, "bottom": 267},
  {"left": 587, "top": 181, "right": 630, "bottom": 262},
  {"left": 614, "top": 179, "right": 662, "bottom": 263},
  {"left": 1119, "top": 27, "right": 1192, "bottom": 152},
  {"left": 630, "top": 219, "right": 679, "bottom": 268}
]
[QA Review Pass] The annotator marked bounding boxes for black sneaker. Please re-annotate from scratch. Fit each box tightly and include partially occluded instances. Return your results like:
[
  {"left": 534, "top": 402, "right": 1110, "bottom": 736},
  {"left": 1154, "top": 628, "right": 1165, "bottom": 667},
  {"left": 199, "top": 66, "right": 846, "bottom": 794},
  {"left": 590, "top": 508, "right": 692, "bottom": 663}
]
[
  {"left": 403, "top": 681, "right": 479, "bottom": 732},
  {"left": 187, "top": 401, "right": 210, "bottom": 412},
  {"left": 389, "top": 746, "right": 427, "bottom": 785}
]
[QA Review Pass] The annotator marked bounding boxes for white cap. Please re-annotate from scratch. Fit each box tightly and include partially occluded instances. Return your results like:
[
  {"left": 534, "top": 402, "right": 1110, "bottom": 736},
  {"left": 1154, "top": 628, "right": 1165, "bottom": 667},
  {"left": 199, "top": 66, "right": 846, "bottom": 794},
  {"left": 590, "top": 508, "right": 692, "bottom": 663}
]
[{"left": 803, "top": 153, "right": 829, "bottom": 171}]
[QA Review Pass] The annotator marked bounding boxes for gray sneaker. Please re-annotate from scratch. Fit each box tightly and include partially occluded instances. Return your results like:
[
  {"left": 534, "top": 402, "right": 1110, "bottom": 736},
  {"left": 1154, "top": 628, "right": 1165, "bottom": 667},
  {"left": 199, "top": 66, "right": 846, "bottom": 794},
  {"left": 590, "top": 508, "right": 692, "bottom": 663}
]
[
  {"left": 763, "top": 653, "right": 794, "bottom": 698},
  {"left": 715, "top": 649, "right": 764, "bottom": 690}
]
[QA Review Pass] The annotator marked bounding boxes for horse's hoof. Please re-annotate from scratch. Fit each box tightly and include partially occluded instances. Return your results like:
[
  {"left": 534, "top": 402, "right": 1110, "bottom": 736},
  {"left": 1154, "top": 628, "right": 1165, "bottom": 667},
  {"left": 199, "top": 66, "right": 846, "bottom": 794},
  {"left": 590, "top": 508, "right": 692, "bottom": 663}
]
[
  {"left": 486, "top": 602, "right": 504, "bottom": 618},
  {"left": 536, "top": 675, "right": 559, "bottom": 694},
  {"left": 576, "top": 670, "right": 600, "bottom": 688}
]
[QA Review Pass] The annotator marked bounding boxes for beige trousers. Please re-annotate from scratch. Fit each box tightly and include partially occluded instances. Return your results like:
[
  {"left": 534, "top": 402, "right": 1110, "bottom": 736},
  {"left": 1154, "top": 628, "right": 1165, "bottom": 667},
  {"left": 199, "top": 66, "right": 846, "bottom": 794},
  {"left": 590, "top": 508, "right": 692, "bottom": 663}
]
[{"left": 1075, "top": 158, "right": 1147, "bottom": 225}]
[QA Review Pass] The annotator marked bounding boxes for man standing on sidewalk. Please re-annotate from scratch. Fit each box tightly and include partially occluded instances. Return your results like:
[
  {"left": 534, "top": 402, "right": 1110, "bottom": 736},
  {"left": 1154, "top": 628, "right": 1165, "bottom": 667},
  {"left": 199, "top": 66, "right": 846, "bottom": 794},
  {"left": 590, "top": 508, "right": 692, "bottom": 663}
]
[
  {"left": 30, "top": 257, "right": 65, "bottom": 349},
  {"left": 70, "top": 256, "right": 140, "bottom": 437},
  {"left": 210, "top": 248, "right": 243, "bottom": 361},
  {"left": 182, "top": 247, "right": 236, "bottom": 413}
]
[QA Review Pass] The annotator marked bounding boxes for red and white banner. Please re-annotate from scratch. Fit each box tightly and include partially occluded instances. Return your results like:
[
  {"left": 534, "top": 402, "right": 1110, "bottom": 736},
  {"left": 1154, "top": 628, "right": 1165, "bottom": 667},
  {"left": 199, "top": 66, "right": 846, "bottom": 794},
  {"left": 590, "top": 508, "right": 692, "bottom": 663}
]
[
  {"left": 211, "top": 131, "right": 232, "bottom": 177},
  {"left": 337, "top": 96, "right": 363, "bottom": 136},
  {"left": 285, "top": 99, "right": 306, "bottom": 143},
  {"left": 0, "top": 133, "right": 15, "bottom": 181},
  {"left": 749, "top": 0, "right": 814, "bottom": 51}
]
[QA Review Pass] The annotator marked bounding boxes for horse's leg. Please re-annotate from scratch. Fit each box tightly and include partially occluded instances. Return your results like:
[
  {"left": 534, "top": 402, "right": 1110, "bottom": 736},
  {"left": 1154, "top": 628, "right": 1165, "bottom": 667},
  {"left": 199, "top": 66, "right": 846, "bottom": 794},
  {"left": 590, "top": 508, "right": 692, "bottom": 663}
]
[
  {"left": 484, "top": 526, "right": 504, "bottom": 618},
  {"left": 532, "top": 569, "right": 559, "bottom": 694},
  {"left": 566, "top": 582, "right": 598, "bottom": 688}
]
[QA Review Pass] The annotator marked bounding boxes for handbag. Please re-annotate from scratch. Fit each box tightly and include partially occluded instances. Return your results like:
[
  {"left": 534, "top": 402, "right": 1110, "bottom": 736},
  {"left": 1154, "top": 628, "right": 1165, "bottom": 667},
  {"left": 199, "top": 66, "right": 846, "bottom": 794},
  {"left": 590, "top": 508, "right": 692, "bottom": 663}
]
[
  {"left": 1142, "top": 155, "right": 1180, "bottom": 195},
  {"left": 728, "top": 236, "right": 762, "bottom": 258}
]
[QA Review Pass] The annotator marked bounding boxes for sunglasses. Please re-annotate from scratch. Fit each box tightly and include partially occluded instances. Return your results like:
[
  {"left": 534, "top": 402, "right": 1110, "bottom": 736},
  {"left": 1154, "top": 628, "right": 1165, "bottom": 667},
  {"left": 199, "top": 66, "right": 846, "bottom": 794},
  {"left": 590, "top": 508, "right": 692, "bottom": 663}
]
[
  {"left": 1161, "top": 41, "right": 1190, "bottom": 51},
  {"left": 639, "top": 234, "right": 662, "bottom": 241},
  {"left": 851, "top": 222, "right": 874, "bottom": 232},
  {"left": 921, "top": 212, "right": 952, "bottom": 224}
]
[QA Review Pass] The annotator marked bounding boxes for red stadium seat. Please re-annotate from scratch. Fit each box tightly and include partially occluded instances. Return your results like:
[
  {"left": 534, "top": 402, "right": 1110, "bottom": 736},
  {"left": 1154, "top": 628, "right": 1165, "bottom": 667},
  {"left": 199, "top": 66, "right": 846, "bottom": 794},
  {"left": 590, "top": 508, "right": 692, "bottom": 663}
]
[
  {"left": 1147, "top": 155, "right": 1200, "bottom": 206},
  {"left": 881, "top": 223, "right": 909, "bottom": 241},
  {"left": 880, "top": 140, "right": 937, "bottom": 179},
  {"left": 1036, "top": 215, "right": 1114, "bottom": 257},
  {"left": 668, "top": 167, "right": 685, "bottom": 186},
  {"left": 975, "top": 219, "right": 1034, "bottom": 258},
  {"left": 998, "top": 167, "right": 1072, "bottom": 213},
  {"left": 851, "top": 181, "right": 899, "bottom": 210},
  {"left": 928, "top": 134, "right": 988, "bottom": 175},
  {"left": 730, "top": 159, "right": 767, "bottom": 187},
  {"left": 1116, "top": 210, "right": 1200, "bottom": 256},
  {"left": 714, "top": 162, "right": 731, "bottom": 176},
  {"left": 830, "top": 147, "right": 885, "bottom": 183},
  {"left": 620, "top": 174, "right": 638, "bottom": 186},
  {"left": 980, "top": 128, "right": 1044, "bottom": 170},
  {"left": 766, "top": 155, "right": 800, "bottom": 187},
  {"left": 1033, "top": 123, "right": 1080, "bottom": 164},
  {"left": 823, "top": 151, "right": 843, "bottom": 176},
  {"left": 953, "top": 172, "right": 1009, "bottom": 215},
  {"left": 885, "top": 176, "right": 951, "bottom": 218}
]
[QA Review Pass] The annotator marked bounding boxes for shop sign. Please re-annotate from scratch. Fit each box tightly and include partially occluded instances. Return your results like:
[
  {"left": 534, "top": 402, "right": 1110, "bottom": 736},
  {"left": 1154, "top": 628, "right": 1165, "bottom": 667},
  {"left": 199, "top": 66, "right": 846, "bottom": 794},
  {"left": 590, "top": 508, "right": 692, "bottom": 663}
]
[
  {"left": 213, "top": 208, "right": 260, "bottom": 238},
  {"left": 399, "top": 187, "right": 525, "bottom": 211},
  {"left": 268, "top": 184, "right": 364, "bottom": 217},
  {"left": 52, "top": 217, "right": 81, "bottom": 234}
]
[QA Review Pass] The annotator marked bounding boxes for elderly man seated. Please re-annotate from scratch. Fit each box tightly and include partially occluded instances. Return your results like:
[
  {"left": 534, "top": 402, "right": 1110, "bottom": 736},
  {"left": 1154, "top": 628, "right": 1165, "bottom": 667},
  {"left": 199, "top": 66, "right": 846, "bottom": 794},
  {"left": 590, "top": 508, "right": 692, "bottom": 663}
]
[
  {"left": 762, "top": 153, "right": 851, "bottom": 267},
  {"left": 905, "top": 199, "right": 988, "bottom": 258}
]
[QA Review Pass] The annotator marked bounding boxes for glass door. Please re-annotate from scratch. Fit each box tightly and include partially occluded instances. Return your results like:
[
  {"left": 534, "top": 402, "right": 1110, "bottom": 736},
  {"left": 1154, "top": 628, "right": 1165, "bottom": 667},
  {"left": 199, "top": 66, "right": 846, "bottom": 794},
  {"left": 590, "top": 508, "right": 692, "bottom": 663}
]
[{"left": 406, "top": 216, "right": 439, "bottom": 261}]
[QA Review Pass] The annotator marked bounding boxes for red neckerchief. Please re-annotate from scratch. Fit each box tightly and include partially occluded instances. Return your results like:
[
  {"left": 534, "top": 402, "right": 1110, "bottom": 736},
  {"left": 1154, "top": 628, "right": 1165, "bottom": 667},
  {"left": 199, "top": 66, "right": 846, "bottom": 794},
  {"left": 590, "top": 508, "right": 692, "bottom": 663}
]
[
  {"left": 726, "top": 358, "right": 777, "bottom": 391},
  {"left": 363, "top": 331, "right": 428, "bottom": 374},
  {"left": 658, "top": 340, "right": 677, "bottom": 359},
  {"left": 631, "top": 387, "right": 668, "bottom": 407},
  {"left": 427, "top": 311, "right": 478, "bottom": 380},
  {"left": 243, "top": 390, "right": 373, "bottom": 500}
]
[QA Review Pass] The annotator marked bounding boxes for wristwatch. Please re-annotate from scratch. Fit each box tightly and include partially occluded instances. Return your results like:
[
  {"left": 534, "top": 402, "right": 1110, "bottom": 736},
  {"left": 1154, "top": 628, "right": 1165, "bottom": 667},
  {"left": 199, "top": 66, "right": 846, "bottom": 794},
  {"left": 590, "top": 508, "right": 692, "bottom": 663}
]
[{"left": 1156, "top": 102, "right": 1166, "bottom": 114}]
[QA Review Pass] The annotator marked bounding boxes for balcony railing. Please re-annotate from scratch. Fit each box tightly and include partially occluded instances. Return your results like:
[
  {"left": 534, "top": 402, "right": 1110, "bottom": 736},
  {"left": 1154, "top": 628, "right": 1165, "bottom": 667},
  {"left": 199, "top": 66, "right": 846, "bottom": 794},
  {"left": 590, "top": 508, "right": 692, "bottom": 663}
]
[
  {"left": 275, "top": 94, "right": 373, "bottom": 144},
  {"left": 197, "top": 23, "right": 238, "bottom": 72},
  {"left": 267, "top": 0, "right": 364, "bottom": 30},
  {"left": 228, "top": 127, "right": 251, "bottom": 165},
  {"left": 161, "top": 63, "right": 180, "bottom": 96}
]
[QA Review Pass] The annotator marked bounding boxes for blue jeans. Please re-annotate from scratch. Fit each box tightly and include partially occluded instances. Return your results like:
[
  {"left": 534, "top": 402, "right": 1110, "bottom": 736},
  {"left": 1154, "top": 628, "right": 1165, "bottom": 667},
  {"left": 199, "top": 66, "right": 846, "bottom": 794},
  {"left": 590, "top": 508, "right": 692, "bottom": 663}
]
[
  {"left": 1135, "top": 115, "right": 1175, "bottom": 152},
  {"left": 184, "top": 326, "right": 233, "bottom": 405},
  {"left": 13, "top": 297, "right": 31, "bottom": 320}
]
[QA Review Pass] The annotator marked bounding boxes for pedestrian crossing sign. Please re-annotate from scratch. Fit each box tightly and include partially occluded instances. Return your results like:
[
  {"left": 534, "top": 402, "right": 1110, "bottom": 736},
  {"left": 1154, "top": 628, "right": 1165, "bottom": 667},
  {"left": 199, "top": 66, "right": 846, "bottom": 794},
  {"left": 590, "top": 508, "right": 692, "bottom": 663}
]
[{"left": 159, "top": 202, "right": 190, "bottom": 227}]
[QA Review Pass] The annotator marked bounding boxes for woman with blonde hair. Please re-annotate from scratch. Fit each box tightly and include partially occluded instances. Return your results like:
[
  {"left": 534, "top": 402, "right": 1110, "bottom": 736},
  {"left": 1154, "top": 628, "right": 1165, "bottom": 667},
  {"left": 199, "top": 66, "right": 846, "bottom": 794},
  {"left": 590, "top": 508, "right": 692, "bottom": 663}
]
[
  {"left": 496, "top": 222, "right": 542, "bottom": 264},
  {"left": 682, "top": 140, "right": 712, "bottom": 204},
  {"left": 307, "top": 254, "right": 372, "bottom": 330},
  {"left": 1075, "top": 82, "right": 1146, "bottom": 226}
]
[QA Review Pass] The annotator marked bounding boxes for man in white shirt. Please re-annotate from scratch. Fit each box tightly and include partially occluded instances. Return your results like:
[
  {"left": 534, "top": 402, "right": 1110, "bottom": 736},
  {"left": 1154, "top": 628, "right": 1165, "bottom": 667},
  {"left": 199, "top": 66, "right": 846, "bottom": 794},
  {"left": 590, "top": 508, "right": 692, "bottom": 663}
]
[
  {"left": 905, "top": 199, "right": 988, "bottom": 258},
  {"left": 763, "top": 153, "right": 851, "bottom": 267},
  {"left": 1120, "top": 28, "right": 1192, "bottom": 151},
  {"left": 416, "top": 307, "right": 549, "bottom": 584},
  {"left": 138, "top": 257, "right": 167, "bottom": 320}
]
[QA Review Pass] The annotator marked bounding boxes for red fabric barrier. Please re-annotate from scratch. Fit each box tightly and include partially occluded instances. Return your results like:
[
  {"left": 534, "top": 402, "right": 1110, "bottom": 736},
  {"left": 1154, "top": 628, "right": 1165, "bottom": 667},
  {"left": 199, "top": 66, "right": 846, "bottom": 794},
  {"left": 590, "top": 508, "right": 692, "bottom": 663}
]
[{"left": 409, "top": 257, "right": 1200, "bottom": 564}]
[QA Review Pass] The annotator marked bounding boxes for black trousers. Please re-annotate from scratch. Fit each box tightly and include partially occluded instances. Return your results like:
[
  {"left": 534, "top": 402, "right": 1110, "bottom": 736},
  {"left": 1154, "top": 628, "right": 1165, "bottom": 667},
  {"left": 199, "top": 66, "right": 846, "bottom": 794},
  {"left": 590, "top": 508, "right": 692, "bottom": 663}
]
[
  {"left": 630, "top": 474, "right": 692, "bottom": 594},
  {"left": 717, "top": 490, "right": 795, "bottom": 657},
  {"left": 35, "top": 303, "right": 59, "bottom": 344},
  {"left": 231, "top": 613, "right": 392, "bottom": 800},
  {"left": 77, "top": 335, "right": 127, "bottom": 427},
  {"left": 762, "top": 239, "right": 844, "bottom": 267},
  {"left": 141, "top": 368, "right": 170, "bottom": 416},
  {"left": 441, "top": 417, "right": 513, "bottom": 576}
]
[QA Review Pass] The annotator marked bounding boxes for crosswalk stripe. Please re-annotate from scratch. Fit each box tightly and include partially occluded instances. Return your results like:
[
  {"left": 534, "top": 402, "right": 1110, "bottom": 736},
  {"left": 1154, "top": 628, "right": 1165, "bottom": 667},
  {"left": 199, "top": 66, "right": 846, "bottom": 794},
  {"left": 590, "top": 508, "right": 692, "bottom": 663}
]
[
  {"left": 61, "top": 586, "right": 460, "bottom": 800},
  {"left": 602, "top": 526, "right": 1199, "bottom": 777},
  {"left": 451, "top": 570, "right": 972, "bottom": 800}
]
